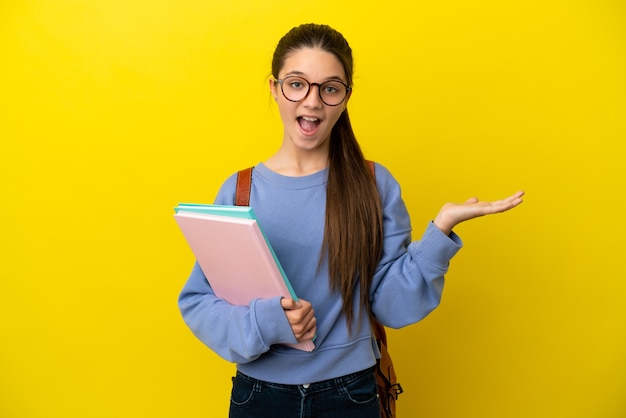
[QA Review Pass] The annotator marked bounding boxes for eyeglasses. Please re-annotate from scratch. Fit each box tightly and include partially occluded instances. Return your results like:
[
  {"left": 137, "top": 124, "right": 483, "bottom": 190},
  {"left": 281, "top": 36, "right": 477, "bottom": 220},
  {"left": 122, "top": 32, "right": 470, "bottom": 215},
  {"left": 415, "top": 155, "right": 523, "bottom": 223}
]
[{"left": 274, "top": 76, "right": 352, "bottom": 106}]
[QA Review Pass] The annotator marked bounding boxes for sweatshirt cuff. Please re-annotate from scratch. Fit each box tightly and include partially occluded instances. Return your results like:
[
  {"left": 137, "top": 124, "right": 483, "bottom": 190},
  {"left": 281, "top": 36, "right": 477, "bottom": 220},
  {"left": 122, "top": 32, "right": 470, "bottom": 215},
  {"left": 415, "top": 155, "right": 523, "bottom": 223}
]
[
  {"left": 250, "top": 296, "right": 299, "bottom": 347},
  {"left": 411, "top": 221, "right": 463, "bottom": 268}
]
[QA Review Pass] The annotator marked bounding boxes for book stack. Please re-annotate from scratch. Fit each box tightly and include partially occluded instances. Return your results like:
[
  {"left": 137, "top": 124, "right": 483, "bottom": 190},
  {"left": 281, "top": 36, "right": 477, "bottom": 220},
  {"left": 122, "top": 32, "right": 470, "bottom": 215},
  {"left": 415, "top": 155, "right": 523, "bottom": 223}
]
[{"left": 174, "top": 203, "right": 315, "bottom": 351}]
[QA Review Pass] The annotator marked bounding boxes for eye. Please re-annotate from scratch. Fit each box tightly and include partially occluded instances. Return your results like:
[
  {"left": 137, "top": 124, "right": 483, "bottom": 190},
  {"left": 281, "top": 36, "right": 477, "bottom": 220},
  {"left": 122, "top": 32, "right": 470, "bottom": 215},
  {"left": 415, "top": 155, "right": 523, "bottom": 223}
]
[
  {"left": 322, "top": 82, "right": 343, "bottom": 95},
  {"left": 286, "top": 77, "right": 307, "bottom": 90}
]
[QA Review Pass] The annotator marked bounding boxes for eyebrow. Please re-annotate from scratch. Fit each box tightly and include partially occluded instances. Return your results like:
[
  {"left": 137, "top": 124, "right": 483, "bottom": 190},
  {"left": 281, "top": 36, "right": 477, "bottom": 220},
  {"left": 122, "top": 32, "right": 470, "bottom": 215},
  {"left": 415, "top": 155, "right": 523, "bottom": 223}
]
[{"left": 283, "top": 71, "right": 347, "bottom": 83}]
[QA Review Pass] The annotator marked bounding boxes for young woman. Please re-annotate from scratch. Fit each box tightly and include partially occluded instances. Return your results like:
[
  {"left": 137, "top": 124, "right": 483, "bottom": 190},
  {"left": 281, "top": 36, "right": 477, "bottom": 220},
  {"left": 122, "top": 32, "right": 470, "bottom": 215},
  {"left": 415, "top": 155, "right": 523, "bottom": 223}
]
[{"left": 178, "top": 23, "right": 524, "bottom": 418}]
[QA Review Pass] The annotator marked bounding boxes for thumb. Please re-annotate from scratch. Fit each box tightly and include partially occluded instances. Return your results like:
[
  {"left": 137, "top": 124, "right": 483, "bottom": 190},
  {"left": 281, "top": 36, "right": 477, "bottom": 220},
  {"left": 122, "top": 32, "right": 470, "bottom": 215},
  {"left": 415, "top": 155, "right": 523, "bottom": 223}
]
[{"left": 280, "top": 297, "right": 301, "bottom": 310}]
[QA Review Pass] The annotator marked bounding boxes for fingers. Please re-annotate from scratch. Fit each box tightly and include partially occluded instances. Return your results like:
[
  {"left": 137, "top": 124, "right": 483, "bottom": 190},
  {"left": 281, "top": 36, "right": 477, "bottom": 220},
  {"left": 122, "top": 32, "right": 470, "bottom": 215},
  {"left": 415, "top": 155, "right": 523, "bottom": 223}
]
[
  {"left": 494, "top": 190, "right": 525, "bottom": 212},
  {"left": 294, "top": 317, "right": 317, "bottom": 342},
  {"left": 280, "top": 297, "right": 301, "bottom": 310},
  {"left": 281, "top": 298, "right": 317, "bottom": 342},
  {"left": 469, "top": 191, "right": 524, "bottom": 214},
  {"left": 510, "top": 190, "right": 525, "bottom": 208}
]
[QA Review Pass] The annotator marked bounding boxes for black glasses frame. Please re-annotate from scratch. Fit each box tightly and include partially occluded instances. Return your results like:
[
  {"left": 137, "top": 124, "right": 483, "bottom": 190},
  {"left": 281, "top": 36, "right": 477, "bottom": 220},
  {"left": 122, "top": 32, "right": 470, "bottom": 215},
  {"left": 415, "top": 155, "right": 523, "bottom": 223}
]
[{"left": 274, "top": 76, "right": 352, "bottom": 106}]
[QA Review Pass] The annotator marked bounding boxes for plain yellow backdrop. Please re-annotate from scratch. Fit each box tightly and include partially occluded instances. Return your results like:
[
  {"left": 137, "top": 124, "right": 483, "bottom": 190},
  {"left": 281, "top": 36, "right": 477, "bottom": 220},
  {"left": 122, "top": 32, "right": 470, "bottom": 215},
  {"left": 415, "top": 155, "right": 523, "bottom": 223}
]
[{"left": 1, "top": 0, "right": 625, "bottom": 417}]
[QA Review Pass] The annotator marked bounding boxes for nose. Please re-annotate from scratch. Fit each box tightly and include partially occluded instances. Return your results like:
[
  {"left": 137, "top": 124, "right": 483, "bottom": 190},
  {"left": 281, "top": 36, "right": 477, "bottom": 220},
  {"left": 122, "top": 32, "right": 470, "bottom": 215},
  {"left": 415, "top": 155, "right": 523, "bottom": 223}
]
[{"left": 302, "top": 83, "right": 323, "bottom": 107}]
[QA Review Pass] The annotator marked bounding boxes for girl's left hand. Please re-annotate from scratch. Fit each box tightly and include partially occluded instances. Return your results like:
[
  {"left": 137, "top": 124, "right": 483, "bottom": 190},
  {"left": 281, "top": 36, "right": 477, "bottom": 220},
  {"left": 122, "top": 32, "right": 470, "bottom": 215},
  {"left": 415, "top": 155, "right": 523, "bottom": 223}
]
[
  {"left": 433, "top": 191, "right": 525, "bottom": 235},
  {"left": 280, "top": 297, "right": 317, "bottom": 343}
]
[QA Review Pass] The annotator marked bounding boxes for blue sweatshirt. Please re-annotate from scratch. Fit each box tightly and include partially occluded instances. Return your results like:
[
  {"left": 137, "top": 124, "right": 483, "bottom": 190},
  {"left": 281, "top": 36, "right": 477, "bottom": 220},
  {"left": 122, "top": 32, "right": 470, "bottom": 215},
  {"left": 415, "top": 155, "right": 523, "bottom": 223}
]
[{"left": 178, "top": 162, "right": 462, "bottom": 385}]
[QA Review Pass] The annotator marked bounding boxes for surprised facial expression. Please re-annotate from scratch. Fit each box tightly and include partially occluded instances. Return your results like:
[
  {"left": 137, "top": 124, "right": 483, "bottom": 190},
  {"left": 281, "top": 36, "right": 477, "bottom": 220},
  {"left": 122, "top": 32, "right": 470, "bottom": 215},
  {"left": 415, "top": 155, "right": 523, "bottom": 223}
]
[{"left": 270, "top": 47, "right": 350, "bottom": 154}]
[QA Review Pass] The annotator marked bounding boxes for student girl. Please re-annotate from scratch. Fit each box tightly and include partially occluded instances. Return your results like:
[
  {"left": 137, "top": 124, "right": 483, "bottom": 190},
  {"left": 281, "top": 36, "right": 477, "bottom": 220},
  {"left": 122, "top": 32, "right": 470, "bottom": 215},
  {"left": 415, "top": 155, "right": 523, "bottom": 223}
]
[{"left": 178, "top": 23, "right": 524, "bottom": 418}]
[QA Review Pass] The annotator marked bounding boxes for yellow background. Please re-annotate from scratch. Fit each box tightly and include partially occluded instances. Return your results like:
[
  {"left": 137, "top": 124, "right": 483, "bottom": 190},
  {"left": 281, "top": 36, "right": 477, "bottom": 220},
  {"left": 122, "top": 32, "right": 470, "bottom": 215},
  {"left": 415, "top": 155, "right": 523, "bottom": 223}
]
[{"left": 2, "top": 0, "right": 625, "bottom": 417}]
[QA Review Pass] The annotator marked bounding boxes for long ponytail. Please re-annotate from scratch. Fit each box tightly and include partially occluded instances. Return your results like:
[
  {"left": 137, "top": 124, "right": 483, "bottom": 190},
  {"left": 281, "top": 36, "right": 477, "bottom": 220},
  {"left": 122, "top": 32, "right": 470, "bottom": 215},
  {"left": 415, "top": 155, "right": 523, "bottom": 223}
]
[{"left": 272, "top": 23, "right": 383, "bottom": 331}]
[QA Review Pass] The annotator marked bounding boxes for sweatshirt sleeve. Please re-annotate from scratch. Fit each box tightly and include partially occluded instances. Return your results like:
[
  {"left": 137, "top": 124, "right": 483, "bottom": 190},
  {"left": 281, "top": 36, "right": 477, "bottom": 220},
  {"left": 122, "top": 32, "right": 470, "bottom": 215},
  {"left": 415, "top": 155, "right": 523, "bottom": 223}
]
[
  {"left": 177, "top": 173, "right": 299, "bottom": 363},
  {"left": 370, "top": 164, "right": 463, "bottom": 328}
]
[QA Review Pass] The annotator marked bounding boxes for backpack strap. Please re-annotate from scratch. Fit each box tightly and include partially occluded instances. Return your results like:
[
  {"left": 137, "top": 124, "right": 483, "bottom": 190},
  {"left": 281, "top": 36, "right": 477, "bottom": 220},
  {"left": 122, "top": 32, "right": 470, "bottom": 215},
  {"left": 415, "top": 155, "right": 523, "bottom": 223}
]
[
  {"left": 365, "top": 160, "right": 375, "bottom": 178},
  {"left": 235, "top": 166, "right": 253, "bottom": 206}
]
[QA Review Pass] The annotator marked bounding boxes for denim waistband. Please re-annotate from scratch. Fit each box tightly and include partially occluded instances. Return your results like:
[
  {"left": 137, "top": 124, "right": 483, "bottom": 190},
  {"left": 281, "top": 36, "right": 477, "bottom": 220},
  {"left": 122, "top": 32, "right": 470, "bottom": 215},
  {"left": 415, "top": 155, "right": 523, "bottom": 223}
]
[{"left": 235, "top": 366, "right": 375, "bottom": 394}]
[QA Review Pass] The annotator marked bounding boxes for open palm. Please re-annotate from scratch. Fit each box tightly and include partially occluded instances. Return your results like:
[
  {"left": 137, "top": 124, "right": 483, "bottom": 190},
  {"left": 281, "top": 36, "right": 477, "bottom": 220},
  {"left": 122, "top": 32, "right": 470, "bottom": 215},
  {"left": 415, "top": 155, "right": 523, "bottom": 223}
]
[{"left": 434, "top": 191, "right": 525, "bottom": 235}]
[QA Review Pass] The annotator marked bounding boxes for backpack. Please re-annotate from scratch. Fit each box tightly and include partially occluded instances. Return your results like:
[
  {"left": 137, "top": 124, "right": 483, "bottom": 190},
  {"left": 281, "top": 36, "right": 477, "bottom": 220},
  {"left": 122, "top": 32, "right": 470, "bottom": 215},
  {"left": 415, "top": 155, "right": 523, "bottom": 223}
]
[{"left": 234, "top": 163, "right": 403, "bottom": 418}]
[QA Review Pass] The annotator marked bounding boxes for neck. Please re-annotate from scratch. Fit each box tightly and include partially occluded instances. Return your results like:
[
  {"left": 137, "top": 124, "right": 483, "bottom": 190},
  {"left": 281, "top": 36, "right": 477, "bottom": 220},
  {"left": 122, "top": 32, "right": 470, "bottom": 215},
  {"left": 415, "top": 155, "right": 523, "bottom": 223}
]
[{"left": 265, "top": 147, "right": 329, "bottom": 177}]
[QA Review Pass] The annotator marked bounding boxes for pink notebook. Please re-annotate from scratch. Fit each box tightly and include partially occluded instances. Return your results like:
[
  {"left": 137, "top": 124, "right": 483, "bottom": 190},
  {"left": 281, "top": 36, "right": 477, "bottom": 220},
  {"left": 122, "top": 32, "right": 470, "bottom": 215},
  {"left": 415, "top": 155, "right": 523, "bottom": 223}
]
[{"left": 174, "top": 211, "right": 315, "bottom": 351}]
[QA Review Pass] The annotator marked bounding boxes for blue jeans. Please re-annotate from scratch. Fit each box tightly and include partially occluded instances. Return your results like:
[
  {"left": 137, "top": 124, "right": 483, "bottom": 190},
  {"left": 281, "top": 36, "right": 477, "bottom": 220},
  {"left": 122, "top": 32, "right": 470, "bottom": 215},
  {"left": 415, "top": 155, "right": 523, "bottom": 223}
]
[{"left": 229, "top": 367, "right": 381, "bottom": 418}]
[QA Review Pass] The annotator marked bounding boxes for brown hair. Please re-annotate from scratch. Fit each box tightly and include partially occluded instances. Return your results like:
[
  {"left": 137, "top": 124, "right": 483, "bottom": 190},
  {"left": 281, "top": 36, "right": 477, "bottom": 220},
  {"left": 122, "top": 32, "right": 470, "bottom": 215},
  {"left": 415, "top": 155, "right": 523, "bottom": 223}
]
[{"left": 272, "top": 24, "right": 383, "bottom": 330}]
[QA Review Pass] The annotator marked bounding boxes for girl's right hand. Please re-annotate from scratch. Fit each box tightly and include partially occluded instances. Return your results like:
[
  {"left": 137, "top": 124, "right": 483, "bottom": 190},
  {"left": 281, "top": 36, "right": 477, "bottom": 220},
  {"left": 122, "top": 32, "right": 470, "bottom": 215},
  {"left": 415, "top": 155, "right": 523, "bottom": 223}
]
[{"left": 280, "top": 298, "right": 317, "bottom": 342}]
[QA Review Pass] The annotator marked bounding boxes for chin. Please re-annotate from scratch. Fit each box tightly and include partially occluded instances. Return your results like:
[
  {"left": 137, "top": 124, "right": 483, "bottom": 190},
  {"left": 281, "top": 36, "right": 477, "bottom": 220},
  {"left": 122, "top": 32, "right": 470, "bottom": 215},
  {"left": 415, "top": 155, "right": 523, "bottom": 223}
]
[{"left": 302, "top": 131, "right": 332, "bottom": 145}]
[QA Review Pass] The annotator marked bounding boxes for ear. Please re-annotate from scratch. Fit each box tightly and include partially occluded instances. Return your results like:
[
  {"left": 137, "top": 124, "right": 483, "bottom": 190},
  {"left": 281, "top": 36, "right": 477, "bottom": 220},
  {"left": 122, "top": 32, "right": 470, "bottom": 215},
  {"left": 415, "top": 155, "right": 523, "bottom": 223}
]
[
  {"left": 342, "top": 89, "right": 352, "bottom": 110},
  {"left": 269, "top": 78, "right": 278, "bottom": 101}
]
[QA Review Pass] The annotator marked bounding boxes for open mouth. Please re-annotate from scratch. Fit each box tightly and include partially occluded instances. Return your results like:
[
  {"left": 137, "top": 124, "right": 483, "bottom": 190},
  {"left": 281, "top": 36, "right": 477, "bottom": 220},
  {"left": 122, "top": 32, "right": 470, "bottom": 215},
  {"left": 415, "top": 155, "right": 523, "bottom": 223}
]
[{"left": 297, "top": 116, "right": 321, "bottom": 134}]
